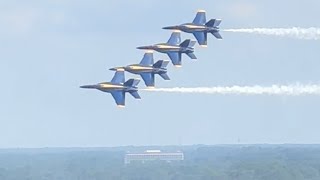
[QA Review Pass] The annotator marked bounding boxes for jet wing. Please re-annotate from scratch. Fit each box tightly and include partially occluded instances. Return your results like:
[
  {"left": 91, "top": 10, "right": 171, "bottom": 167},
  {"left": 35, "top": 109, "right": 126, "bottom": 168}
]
[
  {"left": 167, "top": 32, "right": 181, "bottom": 45},
  {"left": 167, "top": 52, "right": 182, "bottom": 66},
  {"left": 111, "top": 91, "right": 125, "bottom": 107},
  {"left": 193, "top": 32, "right": 207, "bottom": 46},
  {"left": 193, "top": 11, "right": 206, "bottom": 25},
  {"left": 139, "top": 52, "right": 154, "bottom": 65},
  {"left": 140, "top": 73, "right": 155, "bottom": 87},
  {"left": 111, "top": 70, "right": 125, "bottom": 84}
]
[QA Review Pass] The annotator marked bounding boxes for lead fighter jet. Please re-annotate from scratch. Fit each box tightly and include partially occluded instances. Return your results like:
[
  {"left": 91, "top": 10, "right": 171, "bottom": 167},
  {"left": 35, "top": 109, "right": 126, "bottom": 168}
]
[
  {"left": 80, "top": 70, "right": 140, "bottom": 107},
  {"left": 163, "top": 10, "right": 222, "bottom": 46},
  {"left": 110, "top": 52, "right": 170, "bottom": 87},
  {"left": 137, "top": 32, "right": 197, "bottom": 67}
]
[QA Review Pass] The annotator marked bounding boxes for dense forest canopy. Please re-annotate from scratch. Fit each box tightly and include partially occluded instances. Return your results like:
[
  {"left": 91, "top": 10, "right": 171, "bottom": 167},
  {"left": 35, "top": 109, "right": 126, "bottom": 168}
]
[{"left": 0, "top": 145, "right": 320, "bottom": 180}]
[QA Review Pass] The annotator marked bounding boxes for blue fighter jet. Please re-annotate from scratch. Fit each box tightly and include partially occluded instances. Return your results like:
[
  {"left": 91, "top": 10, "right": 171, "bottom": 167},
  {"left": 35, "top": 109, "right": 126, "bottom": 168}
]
[
  {"left": 109, "top": 52, "right": 170, "bottom": 87},
  {"left": 137, "top": 32, "right": 197, "bottom": 67},
  {"left": 80, "top": 70, "right": 140, "bottom": 107},
  {"left": 163, "top": 10, "right": 222, "bottom": 46}
]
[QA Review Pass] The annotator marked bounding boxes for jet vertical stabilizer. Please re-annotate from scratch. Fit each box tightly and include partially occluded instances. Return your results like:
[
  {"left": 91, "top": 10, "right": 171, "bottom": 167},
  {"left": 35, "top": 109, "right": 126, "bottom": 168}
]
[
  {"left": 153, "top": 60, "right": 170, "bottom": 80},
  {"left": 180, "top": 40, "right": 197, "bottom": 59},
  {"left": 180, "top": 39, "right": 191, "bottom": 48},
  {"left": 206, "top": 19, "right": 222, "bottom": 27},
  {"left": 124, "top": 78, "right": 141, "bottom": 99},
  {"left": 124, "top": 79, "right": 140, "bottom": 87},
  {"left": 153, "top": 60, "right": 169, "bottom": 68}
]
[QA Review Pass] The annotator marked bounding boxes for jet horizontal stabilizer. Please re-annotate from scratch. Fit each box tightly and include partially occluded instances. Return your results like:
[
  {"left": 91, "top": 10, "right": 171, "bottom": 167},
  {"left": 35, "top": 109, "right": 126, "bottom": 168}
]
[
  {"left": 129, "top": 91, "right": 141, "bottom": 99},
  {"left": 187, "top": 52, "right": 197, "bottom": 59},
  {"left": 212, "top": 32, "right": 223, "bottom": 39},
  {"left": 159, "top": 73, "right": 170, "bottom": 80}
]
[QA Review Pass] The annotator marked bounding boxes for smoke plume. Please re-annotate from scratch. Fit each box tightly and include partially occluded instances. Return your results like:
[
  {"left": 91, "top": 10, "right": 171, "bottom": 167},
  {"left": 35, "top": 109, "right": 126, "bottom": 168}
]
[
  {"left": 142, "top": 84, "right": 320, "bottom": 96},
  {"left": 223, "top": 27, "right": 320, "bottom": 40}
]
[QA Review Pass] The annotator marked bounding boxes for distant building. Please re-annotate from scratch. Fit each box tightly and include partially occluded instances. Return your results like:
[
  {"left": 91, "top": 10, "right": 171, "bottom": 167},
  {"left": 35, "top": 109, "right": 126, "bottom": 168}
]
[{"left": 124, "top": 150, "right": 184, "bottom": 164}]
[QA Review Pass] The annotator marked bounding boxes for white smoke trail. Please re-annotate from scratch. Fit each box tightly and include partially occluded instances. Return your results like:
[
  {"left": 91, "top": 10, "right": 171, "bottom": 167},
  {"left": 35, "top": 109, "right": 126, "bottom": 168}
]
[
  {"left": 223, "top": 27, "right": 320, "bottom": 40},
  {"left": 142, "top": 85, "right": 320, "bottom": 96}
]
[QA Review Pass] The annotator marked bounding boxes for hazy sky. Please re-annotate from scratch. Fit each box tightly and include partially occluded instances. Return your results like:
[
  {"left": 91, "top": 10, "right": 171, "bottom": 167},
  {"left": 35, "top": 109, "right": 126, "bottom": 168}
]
[{"left": 1, "top": 0, "right": 320, "bottom": 148}]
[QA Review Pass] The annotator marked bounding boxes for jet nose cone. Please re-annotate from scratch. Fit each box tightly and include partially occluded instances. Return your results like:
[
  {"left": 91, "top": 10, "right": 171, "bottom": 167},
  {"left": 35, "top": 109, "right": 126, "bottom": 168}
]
[
  {"left": 80, "top": 85, "right": 88, "bottom": 88},
  {"left": 162, "top": 26, "right": 172, "bottom": 30},
  {"left": 137, "top": 45, "right": 154, "bottom": 50},
  {"left": 80, "top": 85, "right": 96, "bottom": 89},
  {"left": 137, "top": 46, "right": 146, "bottom": 50},
  {"left": 163, "top": 25, "right": 179, "bottom": 30},
  {"left": 109, "top": 67, "right": 124, "bottom": 71}
]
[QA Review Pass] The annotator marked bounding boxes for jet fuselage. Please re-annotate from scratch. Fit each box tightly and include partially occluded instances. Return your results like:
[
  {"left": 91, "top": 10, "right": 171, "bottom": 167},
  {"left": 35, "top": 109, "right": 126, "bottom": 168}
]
[
  {"left": 80, "top": 82, "right": 137, "bottom": 93},
  {"left": 123, "top": 64, "right": 167, "bottom": 74},
  {"left": 137, "top": 43, "right": 194, "bottom": 54},
  {"left": 164, "top": 23, "right": 219, "bottom": 33}
]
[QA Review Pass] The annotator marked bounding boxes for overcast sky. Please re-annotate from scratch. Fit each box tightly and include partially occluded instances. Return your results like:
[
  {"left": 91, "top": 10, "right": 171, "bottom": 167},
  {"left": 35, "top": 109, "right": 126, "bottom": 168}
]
[{"left": 1, "top": 0, "right": 320, "bottom": 148}]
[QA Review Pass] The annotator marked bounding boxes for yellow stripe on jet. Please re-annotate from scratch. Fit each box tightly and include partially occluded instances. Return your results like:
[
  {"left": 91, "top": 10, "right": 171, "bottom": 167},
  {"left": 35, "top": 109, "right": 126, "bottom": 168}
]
[
  {"left": 185, "top": 24, "right": 204, "bottom": 29},
  {"left": 157, "top": 45, "right": 179, "bottom": 49},
  {"left": 116, "top": 68, "right": 125, "bottom": 71},
  {"left": 100, "top": 84, "right": 123, "bottom": 88},
  {"left": 129, "top": 66, "right": 153, "bottom": 70}
]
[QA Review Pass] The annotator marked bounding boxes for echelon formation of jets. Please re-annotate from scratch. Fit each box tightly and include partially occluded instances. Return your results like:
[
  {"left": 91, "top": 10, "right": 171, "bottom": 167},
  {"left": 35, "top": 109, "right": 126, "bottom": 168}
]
[{"left": 81, "top": 10, "right": 222, "bottom": 107}]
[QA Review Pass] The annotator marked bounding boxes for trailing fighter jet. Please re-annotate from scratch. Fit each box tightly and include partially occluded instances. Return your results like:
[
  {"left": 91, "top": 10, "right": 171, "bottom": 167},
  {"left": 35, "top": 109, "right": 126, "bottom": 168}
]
[
  {"left": 137, "top": 31, "right": 197, "bottom": 67},
  {"left": 162, "top": 10, "right": 222, "bottom": 46},
  {"left": 109, "top": 52, "right": 170, "bottom": 87},
  {"left": 80, "top": 70, "right": 140, "bottom": 107}
]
